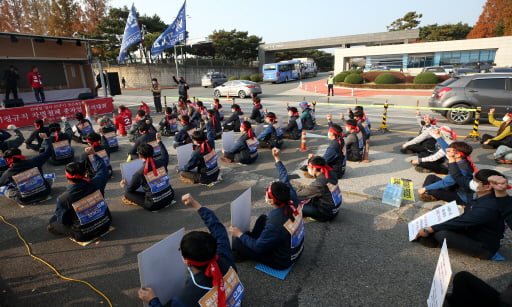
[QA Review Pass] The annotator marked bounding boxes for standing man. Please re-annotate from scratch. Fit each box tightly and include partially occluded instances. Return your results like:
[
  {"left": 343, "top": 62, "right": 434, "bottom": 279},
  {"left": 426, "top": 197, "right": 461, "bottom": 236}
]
[
  {"left": 172, "top": 75, "right": 189, "bottom": 100},
  {"left": 27, "top": 66, "right": 45, "bottom": 103},
  {"left": 121, "top": 77, "right": 127, "bottom": 88},
  {"left": 150, "top": 78, "right": 162, "bottom": 113},
  {"left": 3, "top": 65, "right": 19, "bottom": 101},
  {"left": 327, "top": 73, "right": 335, "bottom": 96}
]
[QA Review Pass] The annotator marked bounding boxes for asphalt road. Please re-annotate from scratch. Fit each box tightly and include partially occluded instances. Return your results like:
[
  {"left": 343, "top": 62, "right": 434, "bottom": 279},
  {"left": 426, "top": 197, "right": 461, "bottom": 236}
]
[{"left": 0, "top": 79, "right": 511, "bottom": 307}]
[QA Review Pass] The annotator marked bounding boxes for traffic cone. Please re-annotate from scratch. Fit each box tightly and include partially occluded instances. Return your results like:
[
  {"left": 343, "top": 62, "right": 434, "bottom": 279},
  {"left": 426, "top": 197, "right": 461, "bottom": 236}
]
[
  {"left": 226, "top": 92, "right": 230, "bottom": 100},
  {"left": 300, "top": 131, "right": 307, "bottom": 152}
]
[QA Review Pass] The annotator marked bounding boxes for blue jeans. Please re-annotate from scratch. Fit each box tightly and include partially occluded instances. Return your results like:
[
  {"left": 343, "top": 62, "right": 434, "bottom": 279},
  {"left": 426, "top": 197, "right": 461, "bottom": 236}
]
[{"left": 33, "top": 87, "right": 45, "bottom": 103}]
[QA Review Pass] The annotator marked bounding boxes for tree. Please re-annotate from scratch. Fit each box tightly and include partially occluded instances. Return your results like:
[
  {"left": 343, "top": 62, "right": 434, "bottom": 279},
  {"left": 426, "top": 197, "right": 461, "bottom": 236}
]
[
  {"left": 275, "top": 50, "right": 334, "bottom": 71},
  {"left": 78, "top": 0, "right": 109, "bottom": 34},
  {"left": 0, "top": 0, "right": 27, "bottom": 33},
  {"left": 48, "top": 0, "right": 80, "bottom": 36},
  {"left": 209, "top": 29, "right": 262, "bottom": 63},
  {"left": 387, "top": 11, "right": 422, "bottom": 31},
  {"left": 419, "top": 23, "right": 473, "bottom": 41},
  {"left": 467, "top": 0, "right": 512, "bottom": 38},
  {"left": 90, "top": 6, "right": 130, "bottom": 61}
]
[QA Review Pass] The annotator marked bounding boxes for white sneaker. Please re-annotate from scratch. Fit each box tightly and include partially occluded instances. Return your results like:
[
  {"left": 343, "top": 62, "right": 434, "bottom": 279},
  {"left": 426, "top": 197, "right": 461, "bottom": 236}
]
[{"left": 7, "top": 124, "right": 16, "bottom": 130}]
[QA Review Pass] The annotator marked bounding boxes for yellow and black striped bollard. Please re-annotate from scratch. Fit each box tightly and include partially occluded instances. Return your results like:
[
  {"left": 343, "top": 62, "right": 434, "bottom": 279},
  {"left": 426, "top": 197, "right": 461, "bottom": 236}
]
[
  {"left": 466, "top": 106, "right": 482, "bottom": 141},
  {"left": 378, "top": 101, "right": 389, "bottom": 132}
]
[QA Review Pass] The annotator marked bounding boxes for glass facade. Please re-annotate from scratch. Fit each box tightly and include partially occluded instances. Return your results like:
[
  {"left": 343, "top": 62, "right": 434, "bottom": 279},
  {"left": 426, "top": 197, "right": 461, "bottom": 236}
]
[
  {"left": 365, "top": 54, "right": 403, "bottom": 69},
  {"left": 438, "top": 49, "right": 496, "bottom": 66},
  {"left": 407, "top": 55, "right": 434, "bottom": 68}
]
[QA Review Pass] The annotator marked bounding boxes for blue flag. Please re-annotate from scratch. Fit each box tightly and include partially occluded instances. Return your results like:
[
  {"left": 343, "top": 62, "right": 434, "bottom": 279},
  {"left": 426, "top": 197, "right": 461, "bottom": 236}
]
[
  {"left": 118, "top": 4, "right": 142, "bottom": 64},
  {"left": 151, "top": 1, "right": 186, "bottom": 60}
]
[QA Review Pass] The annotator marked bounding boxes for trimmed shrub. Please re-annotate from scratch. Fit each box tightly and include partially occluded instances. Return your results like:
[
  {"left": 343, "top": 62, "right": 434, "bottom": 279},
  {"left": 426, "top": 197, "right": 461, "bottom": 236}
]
[
  {"left": 335, "top": 71, "right": 350, "bottom": 82},
  {"left": 374, "top": 73, "right": 397, "bottom": 84},
  {"left": 250, "top": 74, "right": 263, "bottom": 82},
  {"left": 240, "top": 75, "right": 251, "bottom": 81},
  {"left": 362, "top": 71, "right": 405, "bottom": 83},
  {"left": 344, "top": 73, "right": 364, "bottom": 84},
  {"left": 413, "top": 72, "right": 438, "bottom": 84},
  {"left": 348, "top": 69, "right": 363, "bottom": 74},
  {"left": 228, "top": 76, "right": 238, "bottom": 81}
]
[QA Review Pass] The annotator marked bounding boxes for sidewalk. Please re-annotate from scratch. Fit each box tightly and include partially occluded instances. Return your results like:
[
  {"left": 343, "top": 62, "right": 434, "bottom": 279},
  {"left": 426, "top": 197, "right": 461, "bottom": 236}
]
[{"left": 300, "top": 79, "right": 433, "bottom": 97}]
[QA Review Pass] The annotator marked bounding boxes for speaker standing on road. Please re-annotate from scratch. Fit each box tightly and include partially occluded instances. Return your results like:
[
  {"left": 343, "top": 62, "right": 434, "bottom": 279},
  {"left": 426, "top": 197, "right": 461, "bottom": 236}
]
[
  {"left": 27, "top": 66, "right": 45, "bottom": 103},
  {"left": 150, "top": 78, "right": 163, "bottom": 113},
  {"left": 3, "top": 65, "right": 19, "bottom": 101}
]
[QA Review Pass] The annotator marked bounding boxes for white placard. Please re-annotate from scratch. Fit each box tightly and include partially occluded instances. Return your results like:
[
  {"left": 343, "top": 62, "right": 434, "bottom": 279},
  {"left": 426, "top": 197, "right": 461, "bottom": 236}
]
[
  {"left": 176, "top": 143, "right": 193, "bottom": 169},
  {"left": 254, "top": 123, "right": 264, "bottom": 137},
  {"left": 138, "top": 228, "right": 186, "bottom": 307},
  {"left": 408, "top": 201, "right": 461, "bottom": 241},
  {"left": 427, "top": 240, "right": 452, "bottom": 307},
  {"left": 222, "top": 131, "right": 235, "bottom": 152},
  {"left": 230, "top": 188, "right": 252, "bottom": 235},
  {"left": 120, "top": 160, "right": 144, "bottom": 192}
]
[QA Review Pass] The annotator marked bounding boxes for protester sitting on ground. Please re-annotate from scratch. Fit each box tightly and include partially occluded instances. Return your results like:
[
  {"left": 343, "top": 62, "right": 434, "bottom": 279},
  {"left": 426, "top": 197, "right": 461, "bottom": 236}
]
[
  {"left": 296, "top": 156, "right": 342, "bottom": 222},
  {"left": 72, "top": 111, "right": 94, "bottom": 144},
  {"left": 213, "top": 98, "right": 224, "bottom": 121},
  {"left": 444, "top": 271, "right": 512, "bottom": 307},
  {"left": 323, "top": 116, "right": 346, "bottom": 178},
  {"left": 250, "top": 96, "right": 265, "bottom": 124},
  {"left": 299, "top": 101, "right": 315, "bottom": 130},
  {"left": 205, "top": 109, "right": 222, "bottom": 146},
  {"left": 158, "top": 107, "right": 179, "bottom": 137},
  {"left": 481, "top": 108, "right": 512, "bottom": 149},
  {"left": 176, "top": 98, "right": 189, "bottom": 118},
  {"left": 414, "top": 163, "right": 506, "bottom": 260},
  {"left": 25, "top": 119, "right": 50, "bottom": 152},
  {"left": 138, "top": 101, "right": 151, "bottom": 117},
  {"left": 173, "top": 115, "right": 195, "bottom": 148},
  {"left": 229, "top": 148, "right": 304, "bottom": 270},
  {"left": 178, "top": 130, "right": 220, "bottom": 185},
  {"left": 256, "top": 112, "right": 283, "bottom": 149},
  {"left": 410, "top": 126, "right": 457, "bottom": 174},
  {"left": 114, "top": 105, "right": 132, "bottom": 137},
  {"left": 129, "top": 110, "right": 156, "bottom": 142},
  {"left": 47, "top": 147, "right": 112, "bottom": 242},
  {"left": 121, "top": 143, "right": 174, "bottom": 211},
  {"left": 221, "top": 121, "right": 259, "bottom": 164},
  {"left": 128, "top": 122, "right": 162, "bottom": 160},
  {"left": 81, "top": 132, "right": 113, "bottom": 179},
  {"left": 347, "top": 106, "right": 371, "bottom": 129},
  {"left": 494, "top": 145, "right": 512, "bottom": 164},
  {"left": 223, "top": 104, "right": 243, "bottom": 132},
  {"left": 138, "top": 193, "right": 243, "bottom": 307},
  {"left": 400, "top": 111, "right": 437, "bottom": 155},
  {"left": 0, "top": 134, "right": 52, "bottom": 205},
  {"left": 283, "top": 105, "right": 302, "bottom": 140},
  {"left": 44, "top": 121, "right": 74, "bottom": 165},
  {"left": 0, "top": 125, "right": 25, "bottom": 152},
  {"left": 344, "top": 119, "right": 364, "bottom": 162},
  {"left": 97, "top": 116, "right": 119, "bottom": 152},
  {"left": 488, "top": 175, "right": 512, "bottom": 227},
  {"left": 190, "top": 100, "right": 207, "bottom": 129},
  {"left": 418, "top": 141, "right": 475, "bottom": 205}
]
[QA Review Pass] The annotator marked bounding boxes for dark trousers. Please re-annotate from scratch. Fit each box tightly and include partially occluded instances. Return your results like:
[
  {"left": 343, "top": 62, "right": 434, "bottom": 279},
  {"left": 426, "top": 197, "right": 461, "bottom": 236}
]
[
  {"left": 420, "top": 230, "right": 495, "bottom": 259},
  {"left": 33, "top": 87, "right": 45, "bottom": 103},
  {"left": 481, "top": 134, "right": 510, "bottom": 148},
  {"left": 327, "top": 84, "right": 334, "bottom": 96},
  {"left": 153, "top": 96, "right": 162, "bottom": 113},
  {"left": 232, "top": 215, "right": 267, "bottom": 263},
  {"left": 423, "top": 174, "right": 464, "bottom": 204},
  {"left": 302, "top": 199, "right": 330, "bottom": 222},
  {"left": 124, "top": 190, "right": 146, "bottom": 207},
  {"left": 49, "top": 215, "right": 72, "bottom": 236},
  {"left": 447, "top": 271, "right": 501, "bottom": 307},
  {"left": 418, "top": 157, "right": 448, "bottom": 174},
  {"left": 179, "top": 170, "right": 201, "bottom": 184},
  {"left": 5, "top": 86, "right": 18, "bottom": 100}
]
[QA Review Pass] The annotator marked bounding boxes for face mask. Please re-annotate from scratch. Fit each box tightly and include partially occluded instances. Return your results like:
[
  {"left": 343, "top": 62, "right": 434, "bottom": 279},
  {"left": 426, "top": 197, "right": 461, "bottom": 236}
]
[
  {"left": 307, "top": 168, "right": 315, "bottom": 177},
  {"left": 469, "top": 179, "right": 486, "bottom": 192},
  {"left": 503, "top": 116, "right": 510, "bottom": 122}
]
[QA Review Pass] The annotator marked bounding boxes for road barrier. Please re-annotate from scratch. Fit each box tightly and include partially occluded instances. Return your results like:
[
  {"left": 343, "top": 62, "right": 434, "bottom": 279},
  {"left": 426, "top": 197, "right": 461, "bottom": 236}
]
[
  {"left": 466, "top": 106, "right": 482, "bottom": 141},
  {"left": 300, "top": 131, "right": 307, "bottom": 152},
  {"left": 378, "top": 101, "right": 389, "bottom": 132}
]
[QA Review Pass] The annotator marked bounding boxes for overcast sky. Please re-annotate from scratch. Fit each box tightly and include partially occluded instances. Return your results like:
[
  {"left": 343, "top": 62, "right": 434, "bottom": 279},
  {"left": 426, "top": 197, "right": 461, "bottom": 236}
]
[{"left": 110, "top": 0, "right": 486, "bottom": 44}]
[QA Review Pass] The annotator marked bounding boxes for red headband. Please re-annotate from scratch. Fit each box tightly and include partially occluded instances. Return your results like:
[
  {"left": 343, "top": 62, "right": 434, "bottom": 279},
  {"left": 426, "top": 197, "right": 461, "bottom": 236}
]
[
  {"left": 241, "top": 123, "right": 255, "bottom": 139},
  {"left": 197, "top": 140, "right": 211, "bottom": 154},
  {"left": 143, "top": 157, "right": 158, "bottom": 176},
  {"left": 5, "top": 155, "right": 25, "bottom": 167},
  {"left": 65, "top": 170, "right": 89, "bottom": 182},
  {"left": 308, "top": 163, "right": 333, "bottom": 179},
  {"left": 266, "top": 185, "right": 298, "bottom": 217},
  {"left": 184, "top": 255, "right": 226, "bottom": 307},
  {"left": 87, "top": 140, "right": 101, "bottom": 147},
  {"left": 457, "top": 151, "right": 477, "bottom": 173},
  {"left": 345, "top": 124, "right": 359, "bottom": 132},
  {"left": 54, "top": 131, "right": 59, "bottom": 142},
  {"left": 329, "top": 127, "right": 343, "bottom": 137},
  {"left": 441, "top": 127, "right": 457, "bottom": 141}
]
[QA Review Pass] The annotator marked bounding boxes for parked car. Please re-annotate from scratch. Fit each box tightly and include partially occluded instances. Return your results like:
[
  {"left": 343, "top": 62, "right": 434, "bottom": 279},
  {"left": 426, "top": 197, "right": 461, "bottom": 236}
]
[
  {"left": 201, "top": 72, "right": 228, "bottom": 88},
  {"left": 421, "top": 66, "right": 449, "bottom": 76},
  {"left": 429, "top": 73, "right": 512, "bottom": 124},
  {"left": 442, "top": 65, "right": 454, "bottom": 74},
  {"left": 461, "top": 61, "right": 492, "bottom": 72},
  {"left": 490, "top": 67, "right": 512, "bottom": 73},
  {"left": 451, "top": 67, "right": 477, "bottom": 76},
  {"left": 213, "top": 80, "right": 262, "bottom": 99}
]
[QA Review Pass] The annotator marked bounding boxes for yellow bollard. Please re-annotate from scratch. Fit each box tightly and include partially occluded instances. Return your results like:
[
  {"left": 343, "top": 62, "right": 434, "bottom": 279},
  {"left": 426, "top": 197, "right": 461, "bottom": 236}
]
[
  {"left": 378, "top": 100, "right": 389, "bottom": 132},
  {"left": 465, "top": 106, "right": 482, "bottom": 141}
]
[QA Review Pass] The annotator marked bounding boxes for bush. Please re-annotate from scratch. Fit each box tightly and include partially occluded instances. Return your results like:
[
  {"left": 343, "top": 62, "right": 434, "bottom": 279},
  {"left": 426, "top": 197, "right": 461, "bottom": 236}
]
[
  {"left": 413, "top": 72, "right": 438, "bottom": 84},
  {"left": 240, "top": 75, "right": 251, "bottom": 80},
  {"left": 348, "top": 69, "right": 363, "bottom": 74},
  {"left": 250, "top": 74, "right": 263, "bottom": 82},
  {"left": 362, "top": 71, "right": 405, "bottom": 83},
  {"left": 335, "top": 71, "right": 350, "bottom": 82},
  {"left": 228, "top": 76, "right": 237, "bottom": 81},
  {"left": 344, "top": 73, "right": 364, "bottom": 84},
  {"left": 374, "top": 73, "right": 397, "bottom": 84}
]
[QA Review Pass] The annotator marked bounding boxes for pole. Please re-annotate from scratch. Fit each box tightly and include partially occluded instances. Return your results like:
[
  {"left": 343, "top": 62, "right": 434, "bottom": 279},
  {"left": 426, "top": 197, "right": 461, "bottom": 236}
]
[
  {"left": 378, "top": 100, "right": 389, "bottom": 132},
  {"left": 466, "top": 107, "right": 482, "bottom": 141},
  {"left": 174, "top": 45, "right": 179, "bottom": 77}
]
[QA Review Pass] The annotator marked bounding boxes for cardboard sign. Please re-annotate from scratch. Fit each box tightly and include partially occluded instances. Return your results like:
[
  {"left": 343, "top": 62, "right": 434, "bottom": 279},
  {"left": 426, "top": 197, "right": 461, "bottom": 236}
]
[
  {"left": 144, "top": 167, "right": 171, "bottom": 194},
  {"left": 52, "top": 140, "right": 72, "bottom": 157},
  {"left": 71, "top": 190, "right": 108, "bottom": 225},
  {"left": 12, "top": 167, "right": 44, "bottom": 195},
  {"left": 177, "top": 143, "right": 193, "bottom": 169},
  {"left": 230, "top": 188, "right": 252, "bottom": 235},
  {"left": 138, "top": 228, "right": 186, "bottom": 307},
  {"left": 148, "top": 140, "right": 161, "bottom": 157},
  {"left": 0, "top": 157, "right": 6, "bottom": 167},
  {"left": 327, "top": 182, "right": 342, "bottom": 206},
  {"left": 391, "top": 177, "right": 415, "bottom": 201},
  {"left": 245, "top": 138, "right": 259, "bottom": 152},
  {"left": 120, "top": 160, "right": 144, "bottom": 192},
  {"left": 203, "top": 150, "right": 218, "bottom": 169},
  {"left": 104, "top": 132, "right": 118, "bottom": 148},
  {"left": 408, "top": 201, "right": 461, "bottom": 241},
  {"left": 222, "top": 131, "right": 234, "bottom": 152},
  {"left": 427, "top": 240, "right": 452, "bottom": 307},
  {"left": 284, "top": 204, "right": 305, "bottom": 248},
  {"left": 198, "top": 267, "right": 244, "bottom": 307},
  {"left": 79, "top": 121, "right": 93, "bottom": 135}
]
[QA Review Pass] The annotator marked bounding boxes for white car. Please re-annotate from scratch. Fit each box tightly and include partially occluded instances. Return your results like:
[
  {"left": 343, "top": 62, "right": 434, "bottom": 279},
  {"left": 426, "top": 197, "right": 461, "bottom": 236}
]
[{"left": 213, "top": 80, "right": 262, "bottom": 99}]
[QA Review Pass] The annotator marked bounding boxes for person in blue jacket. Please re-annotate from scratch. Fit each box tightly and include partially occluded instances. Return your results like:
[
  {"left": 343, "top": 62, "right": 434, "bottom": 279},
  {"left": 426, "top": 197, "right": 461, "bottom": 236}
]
[
  {"left": 229, "top": 148, "right": 304, "bottom": 270},
  {"left": 414, "top": 159, "right": 506, "bottom": 260},
  {"left": 256, "top": 112, "right": 283, "bottom": 149},
  {"left": 138, "top": 193, "right": 244, "bottom": 307},
  {"left": 178, "top": 130, "right": 220, "bottom": 184},
  {"left": 221, "top": 121, "right": 258, "bottom": 164},
  {"left": 173, "top": 115, "right": 195, "bottom": 149},
  {"left": 223, "top": 104, "right": 243, "bottom": 132}
]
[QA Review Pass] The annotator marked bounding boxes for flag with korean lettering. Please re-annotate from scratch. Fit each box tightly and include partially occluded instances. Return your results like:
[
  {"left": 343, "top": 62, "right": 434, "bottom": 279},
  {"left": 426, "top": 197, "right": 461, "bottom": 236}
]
[
  {"left": 151, "top": 1, "right": 186, "bottom": 59},
  {"left": 118, "top": 4, "right": 142, "bottom": 64}
]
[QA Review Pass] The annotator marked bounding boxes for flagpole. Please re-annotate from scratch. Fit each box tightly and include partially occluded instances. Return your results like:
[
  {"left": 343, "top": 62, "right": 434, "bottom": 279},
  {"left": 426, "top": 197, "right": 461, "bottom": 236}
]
[{"left": 174, "top": 45, "right": 179, "bottom": 77}]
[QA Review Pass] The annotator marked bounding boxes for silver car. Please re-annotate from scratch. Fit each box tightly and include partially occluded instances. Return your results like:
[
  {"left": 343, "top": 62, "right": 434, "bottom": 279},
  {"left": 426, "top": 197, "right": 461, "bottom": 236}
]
[
  {"left": 428, "top": 73, "right": 512, "bottom": 124},
  {"left": 213, "top": 80, "right": 262, "bottom": 99},
  {"left": 201, "top": 72, "right": 228, "bottom": 88}
]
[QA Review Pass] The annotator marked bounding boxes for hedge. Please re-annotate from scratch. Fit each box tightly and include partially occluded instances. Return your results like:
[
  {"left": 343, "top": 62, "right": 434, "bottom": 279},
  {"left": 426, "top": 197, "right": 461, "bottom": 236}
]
[
  {"left": 335, "top": 71, "right": 350, "bottom": 82},
  {"left": 413, "top": 72, "right": 438, "bottom": 84},
  {"left": 240, "top": 75, "right": 251, "bottom": 80},
  {"left": 250, "top": 74, "right": 263, "bottom": 82},
  {"left": 344, "top": 73, "right": 364, "bottom": 84},
  {"left": 362, "top": 71, "right": 406, "bottom": 83},
  {"left": 228, "top": 76, "right": 238, "bottom": 81},
  {"left": 374, "top": 73, "right": 397, "bottom": 84},
  {"left": 334, "top": 82, "right": 437, "bottom": 89}
]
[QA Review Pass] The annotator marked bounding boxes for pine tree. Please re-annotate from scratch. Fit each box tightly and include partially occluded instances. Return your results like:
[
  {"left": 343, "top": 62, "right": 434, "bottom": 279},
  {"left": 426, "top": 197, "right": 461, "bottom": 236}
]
[{"left": 467, "top": 0, "right": 512, "bottom": 38}]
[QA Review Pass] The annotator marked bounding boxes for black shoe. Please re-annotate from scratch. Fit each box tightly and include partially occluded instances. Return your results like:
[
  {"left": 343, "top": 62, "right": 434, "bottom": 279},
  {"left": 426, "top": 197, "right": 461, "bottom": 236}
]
[
  {"left": 414, "top": 166, "right": 431, "bottom": 173},
  {"left": 417, "top": 236, "right": 438, "bottom": 248},
  {"left": 231, "top": 249, "right": 247, "bottom": 263}
]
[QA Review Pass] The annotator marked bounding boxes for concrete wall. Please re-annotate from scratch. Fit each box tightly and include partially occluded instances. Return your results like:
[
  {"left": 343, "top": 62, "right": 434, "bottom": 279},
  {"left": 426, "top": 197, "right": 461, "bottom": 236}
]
[
  {"left": 104, "top": 64, "right": 258, "bottom": 88},
  {"left": 334, "top": 36, "right": 512, "bottom": 73}
]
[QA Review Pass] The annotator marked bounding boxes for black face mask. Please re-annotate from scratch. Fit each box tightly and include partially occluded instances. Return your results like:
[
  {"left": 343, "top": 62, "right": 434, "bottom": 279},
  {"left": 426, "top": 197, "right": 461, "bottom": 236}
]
[{"left": 420, "top": 120, "right": 426, "bottom": 126}]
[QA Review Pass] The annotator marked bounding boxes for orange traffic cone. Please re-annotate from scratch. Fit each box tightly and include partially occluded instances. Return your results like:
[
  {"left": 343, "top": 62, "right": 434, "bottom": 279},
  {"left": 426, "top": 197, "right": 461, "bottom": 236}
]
[
  {"left": 226, "top": 92, "right": 230, "bottom": 100},
  {"left": 300, "top": 131, "right": 307, "bottom": 152}
]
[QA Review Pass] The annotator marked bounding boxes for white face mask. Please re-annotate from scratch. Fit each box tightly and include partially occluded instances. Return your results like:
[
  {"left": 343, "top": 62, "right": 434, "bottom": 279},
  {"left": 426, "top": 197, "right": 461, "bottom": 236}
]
[
  {"left": 503, "top": 116, "right": 510, "bottom": 122},
  {"left": 307, "top": 167, "right": 315, "bottom": 177},
  {"left": 469, "top": 179, "right": 485, "bottom": 192}
]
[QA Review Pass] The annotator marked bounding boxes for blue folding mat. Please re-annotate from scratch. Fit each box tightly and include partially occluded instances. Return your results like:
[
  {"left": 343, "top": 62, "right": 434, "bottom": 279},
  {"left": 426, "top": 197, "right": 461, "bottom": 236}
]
[{"left": 254, "top": 263, "right": 295, "bottom": 280}]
